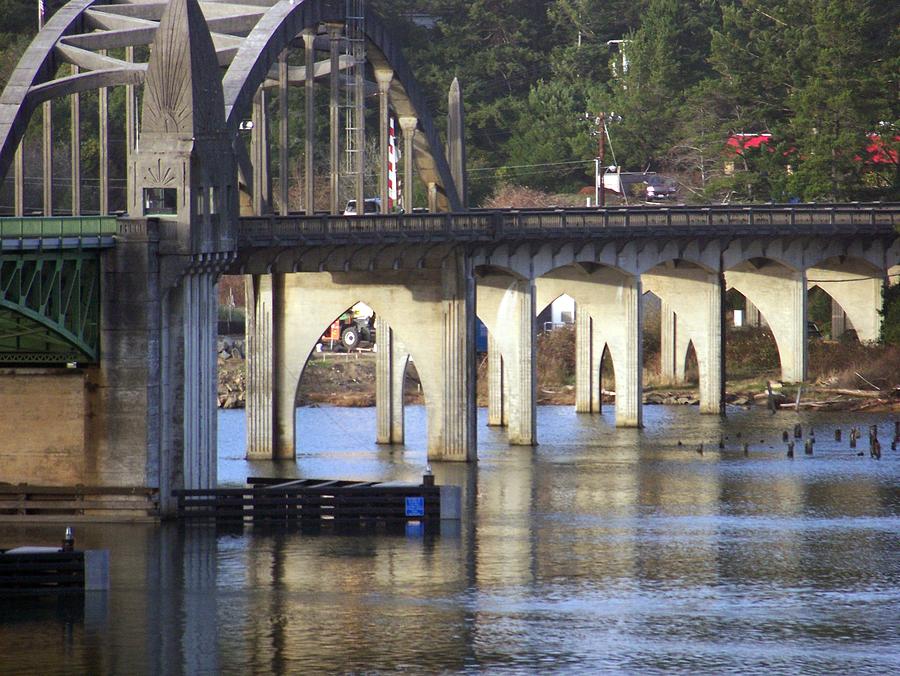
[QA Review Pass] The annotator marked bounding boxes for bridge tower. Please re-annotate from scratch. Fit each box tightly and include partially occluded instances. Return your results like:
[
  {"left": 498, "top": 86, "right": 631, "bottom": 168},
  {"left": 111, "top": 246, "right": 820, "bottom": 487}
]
[{"left": 99, "top": 0, "right": 236, "bottom": 514}]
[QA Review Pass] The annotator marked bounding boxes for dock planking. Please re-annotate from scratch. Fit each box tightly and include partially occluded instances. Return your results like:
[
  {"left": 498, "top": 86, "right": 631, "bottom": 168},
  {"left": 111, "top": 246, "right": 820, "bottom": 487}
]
[{"left": 173, "top": 477, "right": 444, "bottom": 527}]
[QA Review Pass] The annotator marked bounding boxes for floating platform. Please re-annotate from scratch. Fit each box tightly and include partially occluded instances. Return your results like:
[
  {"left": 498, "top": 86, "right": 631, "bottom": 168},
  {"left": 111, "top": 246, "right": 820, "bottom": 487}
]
[
  {"left": 0, "top": 547, "right": 109, "bottom": 593},
  {"left": 173, "top": 476, "right": 461, "bottom": 527}
]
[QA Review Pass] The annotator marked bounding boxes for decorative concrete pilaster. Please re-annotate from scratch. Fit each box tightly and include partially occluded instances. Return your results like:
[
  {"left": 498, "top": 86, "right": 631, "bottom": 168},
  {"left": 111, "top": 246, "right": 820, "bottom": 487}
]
[
  {"left": 507, "top": 279, "right": 536, "bottom": 446},
  {"left": 70, "top": 65, "right": 80, "bottom": 216},
  {"left": 432, "top": 255, "right": 476, "bottom": 461},
  {"left": 699, "top": 272, "right": 725, "bottom": 415},
  {"left": 617, "top": 276, "right": 643, "bottom": 428},
  {"left": 448, "top": 77, "right": 467, "bottom": 209},
  {"left": 399, "top": 116, "right": 416, "bottom": 211},
  {"left": 660, "top": 300, "right": 676, "bottom": 383},
  {"left": 831, "top": 300, "right": 846, "bottom": 339},
  {"left": 427, "top": 181, "right": 438, "bottom": 213},
  {"left": 787, "top": 270, "right": 808, "bottom": 383},
  {"left": 244, "top": 273, "right": 293, "bottom": 459},
  {"left": 43, "top": 100, "right": 52, "bottom": 215},
  {"left": 302, "top": 29, "right": 316, "bottom": 214},
  {"left": 251, "top": 88, "right": 270, "bottom": 215},
  {"left": 486, "top": 333, "right": 504, "bottom": 426},
  {"left": 245, "top": 274, "right": 276, "bottom": 459},
  {"left": 327, "top": 23, "right": 341, "bottom": 214},
  {"left": 278, "top": 50, "right": 289, "bottom": 216},
  {"left": 575, "top": 306, "right": 597, "bottom": 413},
  {"left": 376, "top": 317, "right": 408, "bottom": 445},
  {"left": 746, "top": 299, "right": 760, "bottom": 327},
  {"left": 13, "top": 142, "right": 23, "bottom": 216},
  {"left": 375, "top": 68, "right": 393, "bottom": 213}
]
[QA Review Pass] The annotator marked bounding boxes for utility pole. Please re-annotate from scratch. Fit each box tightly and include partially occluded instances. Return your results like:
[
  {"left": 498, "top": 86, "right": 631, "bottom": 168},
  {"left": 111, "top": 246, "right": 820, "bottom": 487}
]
[{"left": 597, "top": 112, "right": 606, "bottom": 207}]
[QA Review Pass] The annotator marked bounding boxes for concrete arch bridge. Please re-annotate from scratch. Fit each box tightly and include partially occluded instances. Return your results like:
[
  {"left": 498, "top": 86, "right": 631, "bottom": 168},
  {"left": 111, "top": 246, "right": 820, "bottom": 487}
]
[
  {"left": 0, "top": 0, "right": 897, "bottom": 517},
  {"left": 236, "top": 206, "right": 900, "bottom": 460}
]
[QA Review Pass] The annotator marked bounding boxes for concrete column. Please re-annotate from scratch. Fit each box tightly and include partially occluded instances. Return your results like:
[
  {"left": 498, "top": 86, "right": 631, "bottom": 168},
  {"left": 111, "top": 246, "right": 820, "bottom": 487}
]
[
  {"left": 125, "top": 46, "right": 136, "bottom": 162},
  {"left": 700, "top": 273, "right": 725, "bottom": 415},
  {"left": 302, "top": 29, "right": 316, "bottom": 214},
  {"left": 327, "top": 23, "right": 341, "bottom": 214},
  {"left": 447, "top": 77, "right": 467, "bottom": 209},
  {"left": 591, "top": 329, "right": 605, "bottom": 413},
  {"left": 353, "top": 39, "right": 365, "bottom": 212},
  {"left": 617, "top": 276, "right": 643, "bottom": 428},
  {"left": 278, "top": 50, "right": 289, "bottom": 216},
  {"left": 575, "top": 308, "right": 595, "bottom": 413},
  {"left": 399, "top": 116, "right": 416, "bottom": 211},
  {"left": 486, "top": 333, "right": 504, "bottom": 426},
  {"left": 98, "top": 52, "right": 109, "bottom": 215},
  {"left": 675, "top": 322, "right": 690, "bottom": 383},
  {"left": 660, "top": 300, "right": 676, "bottom": 383},
  {"left": 179, "top": 271, "right": 219, "bottom": 492},
  {"left": 788, "top": 271, "right": 808, "bottom": 383},
  {"left": 831, "top": 300, "right": 846, "bottom": 339},
  {"left": 376, "top": 317, "right": 407, "bottom": 444},
  {"left": 13, "top": 142, "right": 23, "bottom": 216},
  {"left": 43, "top": 100, "right": 52, "bottom": 215},
  {"left": 507, "top": 280, "right": 536, "bottom": 445},
  {"left": 432, "top": 255, "right": 476, "bottom": 461},
  {"left": 427, "top": 182, "right": 438, "bottom": 213},
  {"left": 251, "top": 89, "right": 271, "bottom": 216},
  {"left": 746, "top": 298, "right": 760, "bottom": 327},
  {"left": 375, "top": 69, "right": 393, "bottom": 213},
  {"left": 242, "top": 273, "right": 293, "bottom": 459},
  {"left": 70, "top": 65, "right": 80, "bottom": 216}
]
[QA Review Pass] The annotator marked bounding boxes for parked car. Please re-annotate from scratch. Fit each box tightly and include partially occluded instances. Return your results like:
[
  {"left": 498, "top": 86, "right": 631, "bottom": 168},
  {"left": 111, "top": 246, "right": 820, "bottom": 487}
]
[
  {"left": 645, "top": 175, "right": 677, "bottom": 200},
  {"left": 343, "top": 198, "right": 381, "bottom": 215}
]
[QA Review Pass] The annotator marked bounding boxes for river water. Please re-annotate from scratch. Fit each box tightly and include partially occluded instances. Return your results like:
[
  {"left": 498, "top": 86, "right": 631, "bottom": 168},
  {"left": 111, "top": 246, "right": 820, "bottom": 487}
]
[{"left": 1, "top": 405, "right": 899, "bottom": 674}]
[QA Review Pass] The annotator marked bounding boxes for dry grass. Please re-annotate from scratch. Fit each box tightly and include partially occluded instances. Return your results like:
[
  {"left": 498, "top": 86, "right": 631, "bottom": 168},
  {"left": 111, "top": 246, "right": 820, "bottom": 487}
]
[
  {"left": 481, "top": 183, "right": 586, "bottom": 209},
  {"left": 809, "top": 341, "right": 900, "bottom": 390}
]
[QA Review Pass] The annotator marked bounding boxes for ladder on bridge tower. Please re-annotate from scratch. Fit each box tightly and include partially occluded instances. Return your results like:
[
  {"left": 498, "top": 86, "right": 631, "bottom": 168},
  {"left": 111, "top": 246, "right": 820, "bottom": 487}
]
[{"left": 340, "top": 0, "right": 366, "bottom": 206}]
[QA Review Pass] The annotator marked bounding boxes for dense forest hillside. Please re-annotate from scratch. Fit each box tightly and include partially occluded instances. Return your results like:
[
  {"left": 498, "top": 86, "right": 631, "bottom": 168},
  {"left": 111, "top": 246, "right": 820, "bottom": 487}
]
[{"left": 2, "top": 0, "right": 897, "bottom": 204}]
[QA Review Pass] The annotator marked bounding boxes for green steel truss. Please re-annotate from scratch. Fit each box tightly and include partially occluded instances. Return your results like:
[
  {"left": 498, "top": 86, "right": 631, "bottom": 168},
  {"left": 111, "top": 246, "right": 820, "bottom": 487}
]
[{"left": 0, "top": 252, "right": 101, "bottom": 364}]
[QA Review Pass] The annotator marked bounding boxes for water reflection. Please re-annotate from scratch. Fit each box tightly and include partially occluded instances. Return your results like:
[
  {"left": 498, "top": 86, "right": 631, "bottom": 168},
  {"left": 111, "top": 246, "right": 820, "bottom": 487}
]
[{"left": 0, "top": 405, "right": 898, "bottom": 674}]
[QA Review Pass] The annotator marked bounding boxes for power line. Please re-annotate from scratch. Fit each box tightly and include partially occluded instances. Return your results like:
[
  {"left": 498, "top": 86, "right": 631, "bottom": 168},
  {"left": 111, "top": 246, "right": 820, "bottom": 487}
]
[{"left": 470, "top": 159, "right": 592, "bottom": 173}]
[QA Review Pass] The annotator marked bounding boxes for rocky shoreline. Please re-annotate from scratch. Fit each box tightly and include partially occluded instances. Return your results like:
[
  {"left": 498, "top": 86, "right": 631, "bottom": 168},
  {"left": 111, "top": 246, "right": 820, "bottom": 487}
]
[{"left": 217, "top": 338, "right": 899, "bottom": 412}]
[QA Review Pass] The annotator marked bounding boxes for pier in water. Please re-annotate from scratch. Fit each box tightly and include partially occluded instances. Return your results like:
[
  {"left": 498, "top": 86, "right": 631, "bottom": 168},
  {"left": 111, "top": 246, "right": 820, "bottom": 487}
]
[{"left": 1, "top": 405, "right": 898, "bottom": 674}]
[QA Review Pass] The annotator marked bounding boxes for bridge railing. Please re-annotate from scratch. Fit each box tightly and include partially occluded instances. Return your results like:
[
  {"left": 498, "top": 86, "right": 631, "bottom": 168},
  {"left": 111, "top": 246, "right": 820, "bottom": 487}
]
[
  {"left": 238, "top": 203, "right": 900, "bottom": 242},
  {"left": 0, "top": 216, "right": 119, "bottom": 239}
]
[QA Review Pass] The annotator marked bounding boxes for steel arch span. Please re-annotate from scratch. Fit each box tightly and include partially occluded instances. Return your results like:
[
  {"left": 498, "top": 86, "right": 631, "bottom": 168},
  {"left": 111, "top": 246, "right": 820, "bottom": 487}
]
[{"left": 0, "top": 0, "right": 461, "bottom": 210}]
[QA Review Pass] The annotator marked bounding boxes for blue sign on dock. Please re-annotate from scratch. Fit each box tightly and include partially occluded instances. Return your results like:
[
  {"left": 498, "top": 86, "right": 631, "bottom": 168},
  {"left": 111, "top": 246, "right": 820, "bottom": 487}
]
[{"left": 405, "top": 496, "right": 425, "bottom": 517}]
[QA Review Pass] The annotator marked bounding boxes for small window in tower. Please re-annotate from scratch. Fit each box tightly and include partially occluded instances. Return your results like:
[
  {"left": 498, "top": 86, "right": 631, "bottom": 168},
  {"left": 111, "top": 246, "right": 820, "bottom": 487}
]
[
  {"left": 208, "top": 186, "right": 218, "bottom": 215},
  {"left": 144, "top": 188, "right": 177, "bottom": 216}
]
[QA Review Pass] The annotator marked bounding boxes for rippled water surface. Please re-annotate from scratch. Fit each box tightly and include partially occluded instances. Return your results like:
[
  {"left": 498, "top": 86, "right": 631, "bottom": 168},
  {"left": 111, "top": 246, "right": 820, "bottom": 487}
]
[{"left": 2, "top": 405, "right": 899, "bottom": 674}]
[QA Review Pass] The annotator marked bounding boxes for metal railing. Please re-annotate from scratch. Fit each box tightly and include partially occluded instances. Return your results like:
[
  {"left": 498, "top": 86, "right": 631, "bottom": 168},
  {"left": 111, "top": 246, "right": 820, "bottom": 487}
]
[
  {"left": 238, "top": 203, "right": 900, "bottom": 244},
  {"left": 0, "top": 216, "right": 119, "bottom": 238}
]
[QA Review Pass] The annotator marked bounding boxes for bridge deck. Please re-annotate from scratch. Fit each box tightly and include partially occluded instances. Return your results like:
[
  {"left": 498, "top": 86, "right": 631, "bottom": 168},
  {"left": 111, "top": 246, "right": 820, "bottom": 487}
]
[
  {"left": 0, "top": 216, "right": 118, "bottom": 251},
  {"left": 238, "top": 203, "right": 900, "bottom": 247}
]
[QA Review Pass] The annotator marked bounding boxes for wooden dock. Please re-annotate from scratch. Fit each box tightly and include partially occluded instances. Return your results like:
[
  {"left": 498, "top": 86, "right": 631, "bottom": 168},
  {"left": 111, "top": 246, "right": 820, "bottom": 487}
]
[
  {"left": 0, "top": 485, "right": 159, "bottom": 522},
  {"left": 173, "top": 476, "right": 460, "bottom": 527},
  {"left": 0, "top": 548, "right": 109, "bottom": 593}
]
